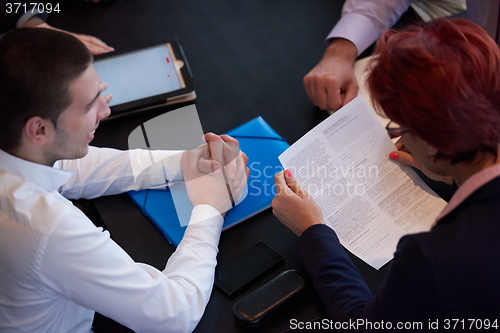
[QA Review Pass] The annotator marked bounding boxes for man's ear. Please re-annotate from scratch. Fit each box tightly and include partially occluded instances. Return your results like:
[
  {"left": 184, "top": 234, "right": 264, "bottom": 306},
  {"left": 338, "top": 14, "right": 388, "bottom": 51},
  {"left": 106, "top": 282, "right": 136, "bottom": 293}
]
[{"left": 24, "top": 116, "right": 54, "bottom": 146}]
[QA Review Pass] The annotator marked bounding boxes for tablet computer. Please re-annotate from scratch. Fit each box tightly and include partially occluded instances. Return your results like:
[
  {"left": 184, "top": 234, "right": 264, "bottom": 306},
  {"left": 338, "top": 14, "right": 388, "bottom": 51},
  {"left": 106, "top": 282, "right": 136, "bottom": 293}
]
[{"left": 93, "top": 39, "right": 195, "bottom": 119}]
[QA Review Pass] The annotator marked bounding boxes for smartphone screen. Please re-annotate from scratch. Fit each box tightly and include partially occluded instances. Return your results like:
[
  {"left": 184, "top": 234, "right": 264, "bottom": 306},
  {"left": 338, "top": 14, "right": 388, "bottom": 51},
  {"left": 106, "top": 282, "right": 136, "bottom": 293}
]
[{"left": 215, "top": 241, "right": 284, "bottom": 297}]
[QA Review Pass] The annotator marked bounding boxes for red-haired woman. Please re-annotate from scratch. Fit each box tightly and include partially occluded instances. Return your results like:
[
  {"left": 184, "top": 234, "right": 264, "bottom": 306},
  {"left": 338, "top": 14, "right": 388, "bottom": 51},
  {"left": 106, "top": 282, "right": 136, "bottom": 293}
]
[{"left": 273, "top": 18, "right": 500, "bottom": 325}]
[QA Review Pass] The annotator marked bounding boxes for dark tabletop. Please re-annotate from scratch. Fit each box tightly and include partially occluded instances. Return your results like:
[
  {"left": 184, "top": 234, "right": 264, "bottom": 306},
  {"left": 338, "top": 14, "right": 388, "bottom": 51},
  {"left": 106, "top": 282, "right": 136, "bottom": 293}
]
[{"left": 50, "top": 0, "right": 389, "bottom": 331}]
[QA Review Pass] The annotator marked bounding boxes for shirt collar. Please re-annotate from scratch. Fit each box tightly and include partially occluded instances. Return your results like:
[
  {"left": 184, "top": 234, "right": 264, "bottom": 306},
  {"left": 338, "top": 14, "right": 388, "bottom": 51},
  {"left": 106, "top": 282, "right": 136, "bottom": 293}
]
[
  {"left": 0, "top": 149, "right": 73, "bottom": 192},
  {"left": 435, "top": 163, "right": 500, "bottom": 223}
]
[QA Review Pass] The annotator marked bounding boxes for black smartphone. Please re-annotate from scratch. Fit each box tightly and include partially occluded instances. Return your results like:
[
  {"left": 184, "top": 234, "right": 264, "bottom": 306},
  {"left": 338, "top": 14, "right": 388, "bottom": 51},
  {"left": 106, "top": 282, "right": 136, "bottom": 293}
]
[{"left": 215, "top": 241, "right": 284, "bottom": 297}]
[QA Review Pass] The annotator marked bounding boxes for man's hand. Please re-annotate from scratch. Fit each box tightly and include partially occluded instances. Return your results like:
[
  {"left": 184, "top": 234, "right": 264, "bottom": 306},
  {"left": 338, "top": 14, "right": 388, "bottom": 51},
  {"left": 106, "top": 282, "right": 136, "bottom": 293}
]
[
  {"left": 303, "top": 38, "right": 359, "bottom": 111},
  {"left": 201, "top": 133, "right": 249, "bottom": 201},
  {"left": 181, "top": 134, "right": 250, "bottom": 215},
  {"left": 272, "top": 170, "right": 324, "bottom": 236},
  {"left": 100, "top": 82, "right": 113, "bottom": 104},
  {"left": 181, "top": 146, "right": 233, "bottom": 216}
]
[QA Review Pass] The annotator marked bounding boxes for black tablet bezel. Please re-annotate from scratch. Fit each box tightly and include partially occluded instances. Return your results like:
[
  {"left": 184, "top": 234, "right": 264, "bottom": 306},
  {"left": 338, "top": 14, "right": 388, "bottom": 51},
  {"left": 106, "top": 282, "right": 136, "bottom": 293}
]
[{"left": 93, "top": 37, "right": 194, "bottom": 117}]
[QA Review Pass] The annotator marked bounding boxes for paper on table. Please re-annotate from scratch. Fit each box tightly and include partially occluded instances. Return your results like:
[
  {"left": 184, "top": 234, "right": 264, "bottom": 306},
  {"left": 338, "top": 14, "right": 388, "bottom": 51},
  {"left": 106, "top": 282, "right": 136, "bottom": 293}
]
[{"left": 279, "top": 96, "right": 446, "bottom": 269}]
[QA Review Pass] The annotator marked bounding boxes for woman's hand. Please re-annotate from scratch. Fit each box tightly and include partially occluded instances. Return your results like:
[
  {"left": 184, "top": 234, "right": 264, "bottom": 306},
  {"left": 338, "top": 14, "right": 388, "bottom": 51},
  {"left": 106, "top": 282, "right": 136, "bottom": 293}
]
[
  {"left": 390, "top": 140, "right": 453, "bottom": 185},
  {"left": 272, "top": 170, "right": 324, "bottom": 236}
]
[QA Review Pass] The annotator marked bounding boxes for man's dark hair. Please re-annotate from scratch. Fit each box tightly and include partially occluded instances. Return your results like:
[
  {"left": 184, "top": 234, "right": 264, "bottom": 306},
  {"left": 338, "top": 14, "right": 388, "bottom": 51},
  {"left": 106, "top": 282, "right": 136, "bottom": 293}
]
[{"left": 0, "top": 28, "right": 93, "bottom": 154}]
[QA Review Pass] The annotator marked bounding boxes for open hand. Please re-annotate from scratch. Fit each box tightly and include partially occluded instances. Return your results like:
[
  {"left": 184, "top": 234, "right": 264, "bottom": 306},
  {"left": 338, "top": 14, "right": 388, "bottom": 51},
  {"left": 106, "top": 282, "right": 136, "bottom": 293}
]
[
  {"left": 34, "top": 23, "right": 114, "bottom": 55},
  {"left": 71, "top": 33, "right": 114, "bottom": 55}
]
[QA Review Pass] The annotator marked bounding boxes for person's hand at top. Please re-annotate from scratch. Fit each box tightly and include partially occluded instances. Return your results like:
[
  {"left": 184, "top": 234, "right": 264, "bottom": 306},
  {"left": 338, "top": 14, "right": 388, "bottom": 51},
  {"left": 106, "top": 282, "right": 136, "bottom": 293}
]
[
  {"left": 38, "top": 23, "right": 114, "bottom": 55},
  {"left": 272, "top": 170, "right": 324, "bottom": 236},
  {"left": 24, "top": 16, "right": 114, "bottom": 55},
  {"left": 67, "top": 31, "right": 114, "bottom": 55},
  {"left": 303, "top": 38, "right": 359, "bottom": 111}
]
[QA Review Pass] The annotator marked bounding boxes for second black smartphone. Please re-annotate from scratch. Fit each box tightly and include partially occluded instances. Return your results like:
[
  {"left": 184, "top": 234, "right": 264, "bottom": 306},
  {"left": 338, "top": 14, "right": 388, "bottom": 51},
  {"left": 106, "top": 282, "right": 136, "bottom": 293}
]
[{"left": 215, "top": 241, "right": 284, "bottom": 297}]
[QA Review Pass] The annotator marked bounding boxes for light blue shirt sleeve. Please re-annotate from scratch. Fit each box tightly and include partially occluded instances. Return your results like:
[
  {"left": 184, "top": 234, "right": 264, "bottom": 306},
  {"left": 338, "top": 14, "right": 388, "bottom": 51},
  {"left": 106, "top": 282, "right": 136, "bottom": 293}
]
[{"left": 327, "top": 0, "right": 415, "bottom": 55}]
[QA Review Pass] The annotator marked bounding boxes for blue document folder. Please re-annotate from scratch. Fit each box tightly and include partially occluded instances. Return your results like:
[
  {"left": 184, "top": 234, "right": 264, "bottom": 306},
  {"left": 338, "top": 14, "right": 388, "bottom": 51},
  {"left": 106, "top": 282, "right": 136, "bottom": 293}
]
[{"left": 128, "top": 116, "right": 289, "bottom": 246}]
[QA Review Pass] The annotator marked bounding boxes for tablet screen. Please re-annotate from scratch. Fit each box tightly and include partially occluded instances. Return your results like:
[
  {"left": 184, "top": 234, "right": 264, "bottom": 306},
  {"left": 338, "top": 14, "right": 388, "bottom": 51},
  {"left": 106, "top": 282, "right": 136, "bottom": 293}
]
[{"left": 94, "top": 44, "right": 184, "bottom": 107}]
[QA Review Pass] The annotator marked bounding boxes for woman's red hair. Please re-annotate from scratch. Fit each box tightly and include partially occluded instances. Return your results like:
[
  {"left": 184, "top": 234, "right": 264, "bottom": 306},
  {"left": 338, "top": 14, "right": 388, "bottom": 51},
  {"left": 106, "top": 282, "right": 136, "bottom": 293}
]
[{"left": 368, "top": 18, "right": 500, "bottom": 163}]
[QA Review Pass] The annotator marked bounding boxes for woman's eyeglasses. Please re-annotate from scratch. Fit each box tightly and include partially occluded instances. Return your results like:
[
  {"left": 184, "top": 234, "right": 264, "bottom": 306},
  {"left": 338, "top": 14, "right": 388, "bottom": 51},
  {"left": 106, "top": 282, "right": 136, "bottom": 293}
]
[{"left": 385, "top": 121, "right": 409, "bottom": 139}]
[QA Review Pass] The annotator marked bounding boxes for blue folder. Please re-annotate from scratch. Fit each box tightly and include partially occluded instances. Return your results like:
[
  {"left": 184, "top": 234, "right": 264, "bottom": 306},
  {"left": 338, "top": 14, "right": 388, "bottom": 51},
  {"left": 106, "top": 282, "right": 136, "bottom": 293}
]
[{"left": 128, "top": 116, "right": 289, "bottom": 247}]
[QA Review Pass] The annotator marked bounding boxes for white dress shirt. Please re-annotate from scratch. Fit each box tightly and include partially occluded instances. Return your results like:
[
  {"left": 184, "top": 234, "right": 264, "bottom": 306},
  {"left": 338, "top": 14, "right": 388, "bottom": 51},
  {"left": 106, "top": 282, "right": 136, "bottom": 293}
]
[
  {"left": 327, "top": 0, "right": 493, "bottom": 56},
  {"left": 0, "top": 146, "right": 223, "bottom": 333},
  {"left": 327, "top": 0, "right": 414, "bottom": 55}
]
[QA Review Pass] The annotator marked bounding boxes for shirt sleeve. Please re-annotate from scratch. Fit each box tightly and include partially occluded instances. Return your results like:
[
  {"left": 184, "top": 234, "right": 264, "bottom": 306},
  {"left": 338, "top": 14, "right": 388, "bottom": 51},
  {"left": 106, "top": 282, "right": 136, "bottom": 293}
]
[
  {"left": 327, "top": 0, "right": 415, "bottom": 55},
  {"left": 297, "top": 224, "right": 373, "bottom": 320},
  {"left": 37, "top": 203, "right": 223, "bottom": 333},
  {"left": 297, "top": 224, "right": 439, "bottom": 324},
  {"left": 55, "top": 146, "right": 184, "bottom": 200}
]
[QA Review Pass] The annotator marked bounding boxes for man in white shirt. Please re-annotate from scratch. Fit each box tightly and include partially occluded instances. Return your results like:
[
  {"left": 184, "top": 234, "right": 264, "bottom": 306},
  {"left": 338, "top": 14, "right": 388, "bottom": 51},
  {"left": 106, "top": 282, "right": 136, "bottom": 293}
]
[
  {"left": 0, "top": 28, "right": 249, "bottom": 332},
  {"left": 303, "top": 0, "right": 497, "bottom": 111}
]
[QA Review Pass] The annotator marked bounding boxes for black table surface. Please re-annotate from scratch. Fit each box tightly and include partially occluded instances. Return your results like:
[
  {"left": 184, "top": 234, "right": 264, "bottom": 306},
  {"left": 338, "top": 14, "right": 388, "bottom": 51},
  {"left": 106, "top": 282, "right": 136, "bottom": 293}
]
[{"left": 50, "top": 1, "right": 389, "bottom": 331}]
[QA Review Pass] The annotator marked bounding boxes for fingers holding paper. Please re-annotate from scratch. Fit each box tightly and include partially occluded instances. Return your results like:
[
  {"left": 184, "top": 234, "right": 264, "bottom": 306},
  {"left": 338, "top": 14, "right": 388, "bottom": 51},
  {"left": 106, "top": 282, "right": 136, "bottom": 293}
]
[
  {"left": 272, "top": 170, "right": 324, "bottom": 236},
  {"left": 390, "top": 140, "right": 452, "bottom": 185}
]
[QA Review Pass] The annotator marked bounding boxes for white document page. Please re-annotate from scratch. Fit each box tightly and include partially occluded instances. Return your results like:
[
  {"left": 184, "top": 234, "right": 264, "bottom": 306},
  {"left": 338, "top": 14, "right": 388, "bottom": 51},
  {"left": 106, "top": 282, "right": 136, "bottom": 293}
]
[{"left": 279, "top": 96, "right": 447, "bottom": 269}]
